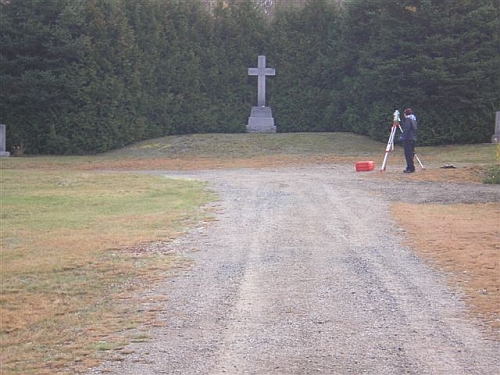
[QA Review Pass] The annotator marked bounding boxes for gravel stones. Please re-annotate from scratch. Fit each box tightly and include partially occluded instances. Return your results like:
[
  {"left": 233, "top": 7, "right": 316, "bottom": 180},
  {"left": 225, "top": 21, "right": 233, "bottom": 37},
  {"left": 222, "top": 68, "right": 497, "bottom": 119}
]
[{"left": 89, "top": 165, "right": 500, "bottom": 375}]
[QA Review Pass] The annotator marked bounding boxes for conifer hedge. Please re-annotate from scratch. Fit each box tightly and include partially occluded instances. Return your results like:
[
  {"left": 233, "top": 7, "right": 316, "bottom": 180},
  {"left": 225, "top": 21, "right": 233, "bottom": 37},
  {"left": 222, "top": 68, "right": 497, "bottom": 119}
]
[{"left": 1, "top": 0, "right": 498, "bottom": 154}]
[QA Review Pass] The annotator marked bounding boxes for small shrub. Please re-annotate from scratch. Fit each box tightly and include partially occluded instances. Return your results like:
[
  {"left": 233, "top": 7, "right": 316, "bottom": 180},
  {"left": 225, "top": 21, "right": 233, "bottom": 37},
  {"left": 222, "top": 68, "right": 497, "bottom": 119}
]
[{"left": 483, "top": 165, "right": 500, "bottom": 184}]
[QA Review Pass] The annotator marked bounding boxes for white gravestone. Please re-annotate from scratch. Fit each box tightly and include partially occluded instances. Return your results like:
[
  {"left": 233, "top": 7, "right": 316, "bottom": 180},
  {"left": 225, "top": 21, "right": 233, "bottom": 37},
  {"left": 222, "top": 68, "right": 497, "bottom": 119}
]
[
  {"left": 0, "top": 124, "right": 10, "bottom": 157},
  {"left": 247, "top": 55, "right": 276, "bottom": 133},
  {"left": 492, "top": 111, "right": 500, "bottom": 143}
]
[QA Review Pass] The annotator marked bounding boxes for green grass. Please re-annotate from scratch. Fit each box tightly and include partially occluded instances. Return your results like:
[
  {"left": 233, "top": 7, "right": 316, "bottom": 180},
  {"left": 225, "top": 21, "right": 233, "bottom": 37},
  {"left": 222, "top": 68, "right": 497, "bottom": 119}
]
[
  {"left": 106, "top": 132, "right": 385, "bottom": 158},
  {"left": 417, "top": 143, "right": 498, "bottom": 165},
  {"left": 482, "top": 144, "right": 500, "bottom": 184},
  {"left": 484, "top": 165, "right": 500, "bottom": 184},
  {"left": 0, "top": 169, "right": 214, "bottom": 374},
  {"left": 1, "top": 132, "right": 498, "bottom": 374}
]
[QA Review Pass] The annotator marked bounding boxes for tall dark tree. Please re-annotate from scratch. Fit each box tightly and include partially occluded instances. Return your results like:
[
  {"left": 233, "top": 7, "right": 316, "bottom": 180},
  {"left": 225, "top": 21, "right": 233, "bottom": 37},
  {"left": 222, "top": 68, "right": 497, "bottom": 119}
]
[
  {"left": 337, "top": 0, "right": 500, "bottom": 144},
  {"left": 269, "top": 0, "right": 340, "bottom": 132},
  {"left": 2, "top": 0, "right": 498, "bottom": 154},
  {"left": 212, "top": 0, "right": 269, "bottom": 132},
  {"left": 70, "top": 0, "right": 143, "bottom": 153},
  {"left": 406, "top": 0, "right": 500, "bottom": 144},
  {"left": 0, "top": 0, "right": 87, "bottom": 153}
]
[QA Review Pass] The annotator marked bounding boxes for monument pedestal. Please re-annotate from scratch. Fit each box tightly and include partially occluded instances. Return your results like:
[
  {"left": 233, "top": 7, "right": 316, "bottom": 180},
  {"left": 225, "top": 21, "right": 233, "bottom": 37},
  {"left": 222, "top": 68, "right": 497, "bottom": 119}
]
[
  {"left": 246, "top": 106, "right": 276, "bottom": 133},
  {"left": 492, "top": 111, "right": 500, "bottom": 143},
  {"left": 247, "top": 56, "right": 276, "bottom": 133},
  {"left": 0, "top": 124, "right": 10, "bottom": 157}
]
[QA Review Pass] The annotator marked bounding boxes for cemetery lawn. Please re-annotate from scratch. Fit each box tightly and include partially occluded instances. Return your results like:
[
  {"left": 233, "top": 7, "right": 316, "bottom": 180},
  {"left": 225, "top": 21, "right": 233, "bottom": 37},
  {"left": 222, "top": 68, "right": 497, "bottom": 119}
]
[
  {"left": 0, "top": 169, "right": 215, "bottom": 374},
  {"left": 0, "top": 133, "right": 498, "bottom": 373}
]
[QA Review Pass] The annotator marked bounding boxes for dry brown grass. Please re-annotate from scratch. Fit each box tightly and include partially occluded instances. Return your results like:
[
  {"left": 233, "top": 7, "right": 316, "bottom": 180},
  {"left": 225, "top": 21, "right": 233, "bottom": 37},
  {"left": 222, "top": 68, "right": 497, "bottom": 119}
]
[
  {"left": 1, "top": 133, "right": 498, "bottom": 373},
  {"left": 355, "top": 144, "right": 499, "bottom": 336},
  {"left": 392, "top": 203, "right": 500, "bottom": 337},
  {"left": 0, "top": 169, "right": 214, "bottom": 374}
]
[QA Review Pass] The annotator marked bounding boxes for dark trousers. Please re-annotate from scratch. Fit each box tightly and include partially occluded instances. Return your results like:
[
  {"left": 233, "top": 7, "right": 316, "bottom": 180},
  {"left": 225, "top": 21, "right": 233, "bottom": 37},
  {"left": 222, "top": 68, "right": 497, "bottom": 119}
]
[{"left": 403, "top": 140, "right": 416, "bottom": 171}]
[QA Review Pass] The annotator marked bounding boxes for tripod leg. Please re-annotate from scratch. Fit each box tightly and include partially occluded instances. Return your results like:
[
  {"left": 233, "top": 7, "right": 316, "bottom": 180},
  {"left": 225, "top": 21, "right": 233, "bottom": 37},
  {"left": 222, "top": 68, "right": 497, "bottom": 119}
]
[
  {"left": 381, "top": 126, "right": 397, "bottom": 171},
  {"left": 415, "top": 153, "right": 425, "bottom": 169},
  {"left": 381, "top": 151, "right": 390, "bottom": 171}
]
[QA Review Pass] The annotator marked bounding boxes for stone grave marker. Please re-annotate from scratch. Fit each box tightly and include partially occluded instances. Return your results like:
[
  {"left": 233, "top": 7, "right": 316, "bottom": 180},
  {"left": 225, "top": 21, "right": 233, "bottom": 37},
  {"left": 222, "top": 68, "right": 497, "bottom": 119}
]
[
  {"left": 247, "top": 55, "right": 276, "bottom": 133},
  {"left": 492, "top": 111, "right": 500, "bottom": 143},
  {"left": 0, "top": 124, "right": 10, "bottom": 157}
]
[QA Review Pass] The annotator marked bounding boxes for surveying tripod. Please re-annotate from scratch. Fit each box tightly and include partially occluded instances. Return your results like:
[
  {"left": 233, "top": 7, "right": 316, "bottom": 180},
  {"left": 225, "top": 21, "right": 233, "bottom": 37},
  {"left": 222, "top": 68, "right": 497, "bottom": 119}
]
[{"left": 380, "top": 110, "right": 424, "bottom": 172}]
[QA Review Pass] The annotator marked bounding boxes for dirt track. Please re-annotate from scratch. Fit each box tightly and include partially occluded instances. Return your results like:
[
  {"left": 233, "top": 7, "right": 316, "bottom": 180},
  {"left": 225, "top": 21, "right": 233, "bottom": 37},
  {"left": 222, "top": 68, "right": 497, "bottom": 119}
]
[{"left": 89, "top": 165, "right": 499, "bottom": 374}]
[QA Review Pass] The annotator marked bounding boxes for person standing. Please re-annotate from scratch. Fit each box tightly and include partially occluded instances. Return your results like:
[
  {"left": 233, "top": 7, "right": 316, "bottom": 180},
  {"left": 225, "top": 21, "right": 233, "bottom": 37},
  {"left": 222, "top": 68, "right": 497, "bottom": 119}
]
[{"left": 401, "top": 108, "right": 417, "bottom": 173}]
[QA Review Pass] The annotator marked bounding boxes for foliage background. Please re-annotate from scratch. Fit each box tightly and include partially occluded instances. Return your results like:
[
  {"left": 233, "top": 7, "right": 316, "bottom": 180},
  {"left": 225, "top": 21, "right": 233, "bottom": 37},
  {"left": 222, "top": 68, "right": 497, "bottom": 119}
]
[{"left": 1, "top": 0, "right": 499, "bottom": 154}]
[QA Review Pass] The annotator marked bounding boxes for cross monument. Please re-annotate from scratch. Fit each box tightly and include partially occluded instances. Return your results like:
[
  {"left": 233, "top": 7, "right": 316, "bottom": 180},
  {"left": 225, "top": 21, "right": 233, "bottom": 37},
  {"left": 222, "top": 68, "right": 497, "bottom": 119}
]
[
  {"left": 247, "top": 55, "right": 276, "bottom": 133},
  {"left": 248, "top": 55, "right": 275, "bottom": 107}
]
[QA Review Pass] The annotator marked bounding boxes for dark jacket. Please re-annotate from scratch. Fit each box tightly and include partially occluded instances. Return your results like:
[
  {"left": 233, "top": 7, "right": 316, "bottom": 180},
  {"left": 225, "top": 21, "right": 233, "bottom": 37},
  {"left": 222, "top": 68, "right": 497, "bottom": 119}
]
[{"left": 401, "top": 116, "right": 417, "bottom": 141}]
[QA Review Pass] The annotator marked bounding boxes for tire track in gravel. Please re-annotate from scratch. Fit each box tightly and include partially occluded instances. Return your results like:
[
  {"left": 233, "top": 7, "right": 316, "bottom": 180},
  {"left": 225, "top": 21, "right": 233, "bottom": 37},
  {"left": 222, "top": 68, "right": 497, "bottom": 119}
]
[{"left": 89, "top": 165, "right": 499, "bottom": 375}]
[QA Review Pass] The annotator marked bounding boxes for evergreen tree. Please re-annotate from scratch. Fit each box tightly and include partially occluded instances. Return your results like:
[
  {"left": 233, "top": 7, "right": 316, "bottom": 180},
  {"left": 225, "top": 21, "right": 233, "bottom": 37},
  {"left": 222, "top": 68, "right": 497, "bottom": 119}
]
[
  {"left": 269, "top": 0, "right": 340, "bottom": 132},
  {"left": 212, "top": 0, "right": 269, "bottom": 132},
  {"left": 0, "top": 0, "right": 87, "bottom": 153},
  {"left": 72, "top": 0, "right": 143, "bottom": 153},
  {"left": 406, "top": 0, "right": 500, "bottom": 144},
  {"left": 337, "top": 0, "right": 500, "bottom": 144},
  {"left": 2, "top": 0, "right": 497, "bottom": 154}
]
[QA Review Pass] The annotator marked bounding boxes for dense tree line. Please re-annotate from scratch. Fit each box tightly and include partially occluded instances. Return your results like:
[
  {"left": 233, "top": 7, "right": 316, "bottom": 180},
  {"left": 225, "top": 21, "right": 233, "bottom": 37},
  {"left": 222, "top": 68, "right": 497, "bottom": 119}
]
[
  {"left": 269, "top": 0, "right": 500, "bottom": 144},
  {"left": 1, "top": 0, "right": 498, "bottom": 154}
]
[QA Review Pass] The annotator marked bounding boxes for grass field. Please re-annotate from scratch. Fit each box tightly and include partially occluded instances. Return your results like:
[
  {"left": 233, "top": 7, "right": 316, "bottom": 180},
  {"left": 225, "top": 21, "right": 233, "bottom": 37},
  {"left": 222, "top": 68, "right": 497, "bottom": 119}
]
[
  {"left": 1, "top": 168, "right": 215, "bottom": 374},
  {"left": 1, "top": 133, "right": 499, "bottom": 374}
]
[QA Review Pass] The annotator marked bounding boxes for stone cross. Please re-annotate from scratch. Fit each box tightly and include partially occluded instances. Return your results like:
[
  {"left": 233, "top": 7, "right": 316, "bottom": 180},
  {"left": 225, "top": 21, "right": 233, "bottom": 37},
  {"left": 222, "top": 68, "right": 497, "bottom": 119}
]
[
  {"left": 0, "top": 124, "right": 10, "bottom": 157},
  {"left": 248, "top": 55, "right": 275, "bottom": 107},
  {"left": 492, "top": 111, "right": 500, "bottom": 143}
]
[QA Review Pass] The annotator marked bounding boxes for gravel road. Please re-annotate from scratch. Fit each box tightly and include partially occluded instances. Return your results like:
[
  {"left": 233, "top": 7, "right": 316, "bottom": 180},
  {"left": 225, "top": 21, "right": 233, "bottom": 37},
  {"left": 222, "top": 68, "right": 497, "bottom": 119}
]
[{"left": 89, "top": 165, "right": 499, "bottom": 375}]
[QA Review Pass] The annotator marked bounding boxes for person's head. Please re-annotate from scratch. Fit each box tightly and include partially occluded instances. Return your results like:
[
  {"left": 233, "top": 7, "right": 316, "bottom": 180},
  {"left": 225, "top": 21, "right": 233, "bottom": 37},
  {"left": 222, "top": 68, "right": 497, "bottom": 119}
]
[{"left": 404, "top": 108, "right": 413, "bottom": 117}]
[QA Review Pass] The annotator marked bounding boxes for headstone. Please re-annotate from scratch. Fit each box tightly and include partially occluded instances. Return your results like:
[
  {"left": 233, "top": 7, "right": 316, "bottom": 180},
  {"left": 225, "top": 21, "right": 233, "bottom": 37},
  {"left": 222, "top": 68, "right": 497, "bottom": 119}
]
[
  {"left": 247, "top": 55, "right": 276, "bottom": 133},
  {"left": 492, "top": 111, "right": 500, "bottom": 143},
  {"left": 0, "top": 124, "right": 10, "bottom": 157}
]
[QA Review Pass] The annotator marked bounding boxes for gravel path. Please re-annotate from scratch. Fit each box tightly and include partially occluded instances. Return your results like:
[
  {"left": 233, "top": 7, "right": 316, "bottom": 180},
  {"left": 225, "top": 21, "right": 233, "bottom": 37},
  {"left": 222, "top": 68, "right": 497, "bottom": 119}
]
[{"left": 89, "top": 165, "right": 499, "bottom": 375}]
